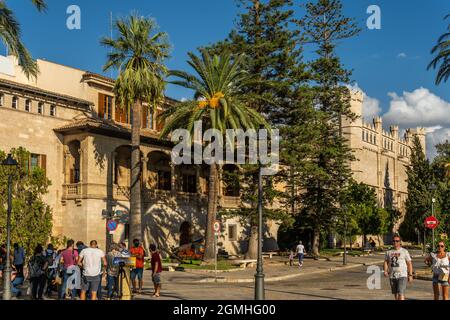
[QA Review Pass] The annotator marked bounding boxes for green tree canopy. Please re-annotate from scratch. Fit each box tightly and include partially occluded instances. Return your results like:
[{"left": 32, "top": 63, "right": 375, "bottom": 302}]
[{"left": 0, "top": 147, "right": 52, "bottom": 256}]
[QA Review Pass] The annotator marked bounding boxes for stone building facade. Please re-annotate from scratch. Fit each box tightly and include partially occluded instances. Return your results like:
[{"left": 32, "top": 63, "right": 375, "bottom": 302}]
[
  {"left": 343, "top": 92, "right": 426, "bottom": 238},
  {"left": 0, "top": 56, "right": 425, "bottom": 254},
  {"left": 0, "top": 55, "right": 279, "bottom": 255}
]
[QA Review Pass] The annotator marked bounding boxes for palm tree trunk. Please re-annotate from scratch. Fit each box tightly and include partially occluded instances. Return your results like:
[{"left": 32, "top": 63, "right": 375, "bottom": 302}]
[
  {"left": 130, "top": 99, "right": 142, "bottom": 245},
  {"left": 203, "top": 163, "right": 218, "bottom": 262}
]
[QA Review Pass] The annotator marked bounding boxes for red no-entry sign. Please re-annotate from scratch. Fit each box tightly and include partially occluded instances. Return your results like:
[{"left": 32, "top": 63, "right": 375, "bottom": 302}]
[{"left": 425, "top": 216, "right": 439, "bottom": 230}]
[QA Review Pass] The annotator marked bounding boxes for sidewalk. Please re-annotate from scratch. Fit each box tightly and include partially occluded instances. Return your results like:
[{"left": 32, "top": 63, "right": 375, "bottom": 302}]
[{"left": 158, "top": 251, "right": 425, "bottom": 284}]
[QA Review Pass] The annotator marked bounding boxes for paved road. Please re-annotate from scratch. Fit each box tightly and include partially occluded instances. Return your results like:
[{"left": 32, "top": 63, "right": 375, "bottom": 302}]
[{"left": 136, "top": 257, "right": 434, "bottom": 300}]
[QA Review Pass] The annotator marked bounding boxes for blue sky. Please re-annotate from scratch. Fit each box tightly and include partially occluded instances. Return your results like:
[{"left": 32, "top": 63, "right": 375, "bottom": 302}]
[{"left": 7, "top": 0, "right": 450, "bottom": 156}]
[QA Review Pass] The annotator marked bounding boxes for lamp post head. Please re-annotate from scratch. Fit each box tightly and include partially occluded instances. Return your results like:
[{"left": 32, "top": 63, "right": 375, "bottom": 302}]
[
  {"left": 429, "top": 183, "right": 437, "bottom": 191},
  {"left": 2, "top": 154, "right": 18, "bottom": 167}
]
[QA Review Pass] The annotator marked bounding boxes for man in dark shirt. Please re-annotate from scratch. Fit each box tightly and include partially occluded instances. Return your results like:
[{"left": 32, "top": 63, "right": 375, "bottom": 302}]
[{"left": 150, "top": 244, "right": 162, "bottom": 298}]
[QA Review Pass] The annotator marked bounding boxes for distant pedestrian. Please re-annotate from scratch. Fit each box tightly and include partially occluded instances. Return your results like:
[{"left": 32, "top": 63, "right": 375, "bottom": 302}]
[
  {"left": 369, "top": 238, "right": 376, "bottom": 250},
  {"left": 119, "top": 242, "right": 130, "bottom": 257},
  {"left": 59, "top": 239, "right": 79, "bottom": 300},
  {"left": 28, "top": 244, "right": 48, "bottom": 300},
  {"left": 383, "top": 234, "right": 413, "bottom": 300},
  {"left": 78, "top": 240, "right": 107, "bottom": 300},
  {"left": 45, "top": 243, "right": 58, "bottom": 297},
  {"left": 150, "top": 244, "right": 162, "bottom": 298},
  {"left": 289, "top": 250, "right": 294, "bottom": 267},
  {"left": 76, "top": 241, "right": 87, "bottom": 255},
  {"left": 130, "top": 239, "right": 145, "bottom": 294},
  {"left": 296, "top": 241, "right": 305, "bottom": 267},
  {"left": 106, "top": 243, "right": 121, "bottom": 299},
  {"left": 13, "top": 243, "right": 25, "bottom": 274},
  {"left": 425, "top": 240, "right": 450, "bottom": 300}
]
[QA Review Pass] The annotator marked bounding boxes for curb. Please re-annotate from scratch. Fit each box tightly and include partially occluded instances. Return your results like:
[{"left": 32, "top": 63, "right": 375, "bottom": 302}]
[{"left": 169, "top": 254, "right": 425, "bottom": 284}]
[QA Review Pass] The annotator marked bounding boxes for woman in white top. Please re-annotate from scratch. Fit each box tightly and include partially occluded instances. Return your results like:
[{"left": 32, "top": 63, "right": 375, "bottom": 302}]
[{"left": 425, "top": 240, "right": 450, "bottom": 300}]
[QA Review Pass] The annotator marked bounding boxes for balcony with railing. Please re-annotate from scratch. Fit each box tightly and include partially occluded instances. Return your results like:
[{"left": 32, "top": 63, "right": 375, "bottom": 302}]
[{"left": 63, "top": 183, "right": 81, "bottom": 199}]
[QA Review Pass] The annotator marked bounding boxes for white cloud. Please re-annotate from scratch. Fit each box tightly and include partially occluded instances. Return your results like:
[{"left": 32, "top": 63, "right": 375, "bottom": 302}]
[
  {"left": 383, "top": 88, "right": 450, "bottom": 128},
  {"left": 397, "top": 53, "right": 407, "bottom": 59},
  {"left": 380, "top": 88, "right": 450, "bottom": 159},
  {"left": 425, "top": 127, "right": 450, "bottom": 159}
]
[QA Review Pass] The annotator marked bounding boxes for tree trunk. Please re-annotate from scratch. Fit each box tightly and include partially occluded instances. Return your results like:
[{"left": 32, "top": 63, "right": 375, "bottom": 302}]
[
  {"left": 312, "top": 227, "right": 320, "bottom": 258},
  {"left": 203, "top": 163, "right": 218, "bottom": 262},
  {"left": 245, "top": 225, "right": 258, "bottom": 259},
  {"left": 129, "top": 99, "right": 142, "bottom": 245}
]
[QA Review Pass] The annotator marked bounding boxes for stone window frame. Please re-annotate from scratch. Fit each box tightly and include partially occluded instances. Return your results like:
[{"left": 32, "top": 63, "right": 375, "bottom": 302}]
[
  {"left": 227, "top": 224, "right": 238, "bottom": 242},
  {"left": 37, "top": 102, "right": 44, "bottom": 114},
  {"left": 25, "top": 99, "right": 31, "bottom": 112},
  {"left": 50, "top": 104, "right": 56, "bottom": 117},
  {"left": 12, "top": 96, "right": 18, "bottom": 109}
]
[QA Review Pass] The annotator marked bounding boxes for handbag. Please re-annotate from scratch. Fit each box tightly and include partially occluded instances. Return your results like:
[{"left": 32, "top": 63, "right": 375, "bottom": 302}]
[{"left": 439, "top": 272, "right": 449, "bottom": 282}]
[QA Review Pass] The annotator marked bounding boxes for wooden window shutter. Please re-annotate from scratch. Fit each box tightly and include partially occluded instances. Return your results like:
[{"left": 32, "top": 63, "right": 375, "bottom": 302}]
[
  {"left": 142, "top": 106, "right": 148, "bottom": 128},
  {"left": 156, "top": 110, "right": 164, "bottom": 132},
  {"left": 98, "top": 93, "right": 105, "bottom": 118},
  {"left": 40, "top": 154, "right": 47, "bottom": 176}
]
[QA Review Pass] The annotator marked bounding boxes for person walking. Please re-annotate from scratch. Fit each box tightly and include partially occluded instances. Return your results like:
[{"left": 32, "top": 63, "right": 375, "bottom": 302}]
[
  {"left": 78, "top": 240, "right": 107, "bottom": 300},
  {"left": 12, "top": 243, "right": 25, "bottom": 274},
  {"left": 130, "top": 239, "right": 145, "bottom": 294},
  {"left": 28, "top": 244, "right": 48, "bottom": 300},
  {"left": 425, "top": 240, "right": 450, "bottom": 300},
  {"left": 383, "top": 234, "right": 414, "bottom": 300},
  {"left": 288, "top": 250, "right": 294, "bottom": 267},
  {"left": 59, "top": 239, "right": 79, "bottom": 300},
  {"left": 45, "top": 243, "right": 58, "bottom": 297},
  {"left": 150, "top": 244, "right": 162, "bottom": 298},
  {"left": 76, "top": 241, "right": 87, "bottom": 255},
  {"left": 296, "top": 241, "right": 305, "bottom": 267},
  {"left": 106, "top": 243, "right": 121, "bottom": 299}
]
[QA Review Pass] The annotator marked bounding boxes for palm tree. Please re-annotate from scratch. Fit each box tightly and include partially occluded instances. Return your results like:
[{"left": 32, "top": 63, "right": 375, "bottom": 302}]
[
  {"left": 0, "top": 0, "right": 47, "bottom": 78},
  {"left": 428, "top": 14, "right": 450, "bottom": 85},
  {"left": 101, "top": 15, "right": 170, "bottom": 243},
  {"left": 160, "top": 50, "right": 269, "bottom": 262}
]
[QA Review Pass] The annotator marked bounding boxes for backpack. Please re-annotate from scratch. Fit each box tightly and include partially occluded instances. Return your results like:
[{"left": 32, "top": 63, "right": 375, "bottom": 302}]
[{"left": 29, "top": 256, "right": 45, "bottom": 278}]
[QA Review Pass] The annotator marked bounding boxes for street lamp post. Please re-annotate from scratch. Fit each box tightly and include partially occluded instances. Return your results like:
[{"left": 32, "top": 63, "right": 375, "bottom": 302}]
[
  {"left": 254, "top": 160, "right": 265, "bottom": 300},
  {"left": 429, "top": 183, "right": 437, "bottom": 252},
  {"left": 2, "top": 154, "right": 18, "bottom": 300}
]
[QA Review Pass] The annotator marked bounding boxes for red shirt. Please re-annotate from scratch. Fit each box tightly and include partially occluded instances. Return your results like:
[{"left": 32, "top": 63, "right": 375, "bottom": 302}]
[
  {"left": 151, "top": 252, "right": 162, "bottom": 273},
  {"left": 61, "top": 248, "right": 78, "bottom": 269},
  {"left": 130, "top": 246, "right": 145, "bottom": 269}
]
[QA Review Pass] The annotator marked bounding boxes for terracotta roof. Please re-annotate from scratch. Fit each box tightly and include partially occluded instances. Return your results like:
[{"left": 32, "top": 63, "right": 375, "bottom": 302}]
[
  {"left": 82, "top": 72, "right": 180, "bottom": 105},
  {"left": 0, "top": 78, "right": 93, "bottom": 107},
  {"left": 54, "top": 118, "right": 173, "bottom": 147}
]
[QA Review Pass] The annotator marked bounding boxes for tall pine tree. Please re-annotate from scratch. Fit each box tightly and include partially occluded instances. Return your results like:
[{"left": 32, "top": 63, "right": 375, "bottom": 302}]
[
  {"left": 290, "top": 0, "right": 360, "bottom": 256},
  {"left": 400, "top": 136, "right": 434, "bottom": 243}
]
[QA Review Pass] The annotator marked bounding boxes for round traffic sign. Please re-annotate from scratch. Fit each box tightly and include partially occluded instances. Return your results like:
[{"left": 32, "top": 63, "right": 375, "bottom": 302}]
[
  {"left": 107, "top": 220, "right": 118, "bottom": 232},
  {"left": 425, "top": 216, "right": 439, "bottom": 230}
]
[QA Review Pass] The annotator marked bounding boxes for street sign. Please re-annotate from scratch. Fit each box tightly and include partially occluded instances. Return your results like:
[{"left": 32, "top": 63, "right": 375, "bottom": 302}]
[
  {"left": 107, "top": 220, "right": 118, "bottom": 232},
  {"left": 213, "top": 220, "right": 221, "bottom": 235},
  {"left": 115, "top": 210, "right": 129, "bottom": 224},
  {"left": 425, "top": 216, "right": 439, "bottom": 230}
]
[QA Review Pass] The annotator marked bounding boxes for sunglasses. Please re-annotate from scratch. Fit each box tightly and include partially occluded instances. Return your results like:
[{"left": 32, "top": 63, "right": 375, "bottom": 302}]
[
  {"left": 392, "top": 240, "right": 400, "bottom": 243},
  {"left": 439, "top": 245, "right": 445, "bottom": 248}
]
